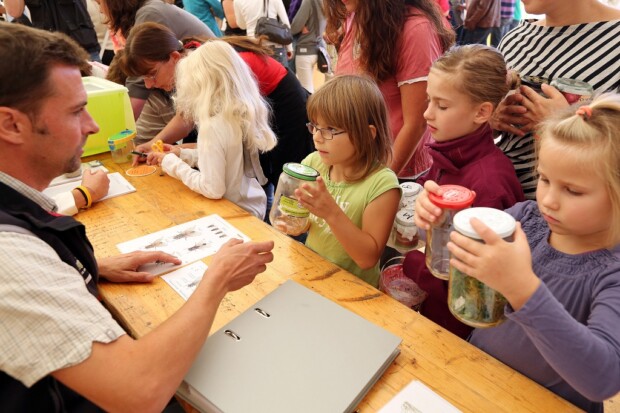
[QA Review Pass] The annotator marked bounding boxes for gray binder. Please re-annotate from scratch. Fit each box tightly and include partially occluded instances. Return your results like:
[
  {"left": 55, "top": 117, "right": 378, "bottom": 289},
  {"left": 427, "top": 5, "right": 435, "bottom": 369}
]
[{"left": 178, "top": 280, "right": 402, "bottom": 413}]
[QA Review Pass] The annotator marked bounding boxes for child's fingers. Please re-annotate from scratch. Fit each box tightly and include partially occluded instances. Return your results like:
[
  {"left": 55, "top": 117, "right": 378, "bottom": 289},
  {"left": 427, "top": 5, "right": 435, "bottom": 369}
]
[{"left": 423, "top": 180, "right": 442, "bottom": 196}]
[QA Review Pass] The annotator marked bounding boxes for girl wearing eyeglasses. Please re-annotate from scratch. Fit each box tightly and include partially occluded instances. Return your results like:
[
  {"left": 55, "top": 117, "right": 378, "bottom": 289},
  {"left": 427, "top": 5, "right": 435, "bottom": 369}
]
[{"left": 295, "top": 75, "right": 401, "bottom": 287}]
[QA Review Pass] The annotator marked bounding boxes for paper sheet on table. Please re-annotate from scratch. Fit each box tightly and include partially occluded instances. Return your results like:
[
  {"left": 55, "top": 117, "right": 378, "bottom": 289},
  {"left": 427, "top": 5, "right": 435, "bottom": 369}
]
[
  {"left": 161, "top": 261, "right": 207, "bottom": 300},
  {"left": 48, "top": 161, "right": 109, "bottom": 187},
  {"left": 116, "top": 215, "right": 250, "bottom": 276},
  {"left": 378, "top": 380, "right": 461, "bottom": 413},
  {"left": 43, "top": 172, "right": 135, "bottom": 201}
]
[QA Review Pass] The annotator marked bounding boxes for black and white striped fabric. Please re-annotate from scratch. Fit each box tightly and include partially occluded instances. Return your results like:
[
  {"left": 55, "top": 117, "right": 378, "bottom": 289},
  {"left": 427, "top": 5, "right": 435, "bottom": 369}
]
[{"left": 498, "top": 19, "right": 620, "bottom": 199}]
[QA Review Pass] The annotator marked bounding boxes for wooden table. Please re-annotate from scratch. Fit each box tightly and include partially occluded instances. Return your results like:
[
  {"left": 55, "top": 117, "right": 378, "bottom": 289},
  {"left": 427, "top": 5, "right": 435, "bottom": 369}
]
[{"left": 79, "top": 154, "right": 584, "bottom": 413}]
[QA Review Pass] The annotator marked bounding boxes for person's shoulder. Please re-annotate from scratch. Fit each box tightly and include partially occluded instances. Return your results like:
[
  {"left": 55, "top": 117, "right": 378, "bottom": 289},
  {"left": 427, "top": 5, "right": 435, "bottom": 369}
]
[{"left": 403, "top": 7, "right": 434, "bottom": 30}]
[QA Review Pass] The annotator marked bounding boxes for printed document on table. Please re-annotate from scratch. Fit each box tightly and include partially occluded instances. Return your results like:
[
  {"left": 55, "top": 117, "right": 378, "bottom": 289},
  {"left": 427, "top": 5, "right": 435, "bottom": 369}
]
[
  {"left": 378, "top": 380, "right": 461, "bottom": 413},
  {"left": 43, "top": 172, "right": 135, "bottom": 201},
  {"left": 116, "top": 215, "right": 250, "bottom": 276},
  {"left": 161, "top": 261, "right": 207, "bottom": 300}
]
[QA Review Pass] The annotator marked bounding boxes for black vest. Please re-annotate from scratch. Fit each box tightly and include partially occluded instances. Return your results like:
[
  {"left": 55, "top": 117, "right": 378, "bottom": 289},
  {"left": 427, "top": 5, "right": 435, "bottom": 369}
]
[
  {"left": 25, "top": 0, "right": 100, "bottom": 54},
  {"left": 0, "top": 181, "right": 103, "bottom": 412}
]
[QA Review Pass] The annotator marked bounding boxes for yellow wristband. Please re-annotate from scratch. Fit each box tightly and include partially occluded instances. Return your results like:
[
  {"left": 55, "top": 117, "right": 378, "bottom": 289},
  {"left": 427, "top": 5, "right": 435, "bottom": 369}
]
[{"left": 75, "top": 185, "right": 92, "bottom": 209}]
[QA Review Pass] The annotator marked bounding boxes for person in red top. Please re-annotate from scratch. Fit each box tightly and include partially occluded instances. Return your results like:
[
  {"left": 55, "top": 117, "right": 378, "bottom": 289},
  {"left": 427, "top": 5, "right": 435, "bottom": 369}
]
[
  {"left": 121, "top": 22, "right": 313, "bottom": 189},
  {"left": 403, "top": 45, "right": 524, "bottom": 338}
]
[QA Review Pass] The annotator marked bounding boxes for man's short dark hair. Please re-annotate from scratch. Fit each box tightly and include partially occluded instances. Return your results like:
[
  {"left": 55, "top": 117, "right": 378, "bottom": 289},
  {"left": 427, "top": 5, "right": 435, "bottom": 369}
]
[{"left": 0, "top": 22, "right": 88, "bottom": 116}]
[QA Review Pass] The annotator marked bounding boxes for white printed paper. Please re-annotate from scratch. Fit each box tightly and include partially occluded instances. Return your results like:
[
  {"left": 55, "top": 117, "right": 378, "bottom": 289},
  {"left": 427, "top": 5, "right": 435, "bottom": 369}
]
[
  {"left": 43, "top": 172, "right": 135, "bottom": 201},
  {"left": 161, "top": 261, "right": 207, "bottom": 300},
  {"left": 378, "top": 380, "right": 461, "bottom": 413},
  {"left": 116, "top": 215, "right": 250, "bottom": 276}
]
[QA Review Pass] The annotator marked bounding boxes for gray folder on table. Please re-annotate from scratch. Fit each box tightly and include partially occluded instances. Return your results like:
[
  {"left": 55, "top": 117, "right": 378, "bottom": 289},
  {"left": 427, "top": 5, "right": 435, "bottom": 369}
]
[{"left": 177, "top": 280, "right": 402, "bottom": 413}]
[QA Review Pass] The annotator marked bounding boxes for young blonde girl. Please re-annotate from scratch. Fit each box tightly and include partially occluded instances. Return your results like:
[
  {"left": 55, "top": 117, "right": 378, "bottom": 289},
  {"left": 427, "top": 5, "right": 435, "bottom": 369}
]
[
  {"left": 147, "top": 40, "right": 276, "bottom": 219},
  {"left": 295, "top": 75, "right": 401, "bottom": 287},
  {"left": 404, "top": 44, "right": 524, "bottom": 339},
  {"left": 417, "top": 94, "right": 620, "bottom": 412}
]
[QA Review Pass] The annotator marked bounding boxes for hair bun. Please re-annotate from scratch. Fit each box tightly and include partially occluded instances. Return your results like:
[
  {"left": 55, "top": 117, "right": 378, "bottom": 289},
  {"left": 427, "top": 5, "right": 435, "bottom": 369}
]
[{"left": 507, "top": 70, "right": 521, "bottom": 90}]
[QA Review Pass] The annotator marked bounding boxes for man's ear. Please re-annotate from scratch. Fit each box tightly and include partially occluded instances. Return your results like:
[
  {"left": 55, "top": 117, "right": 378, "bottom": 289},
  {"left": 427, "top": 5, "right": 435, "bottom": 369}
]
[
  {"left": 368, "top": 124, "right": 377, "bottom": 139},
  {"left": 473, "top": 102, "right": 494, "bottom": 125},
  {"left": 0, "top": 107, "right": 29, "bottom": 145}
]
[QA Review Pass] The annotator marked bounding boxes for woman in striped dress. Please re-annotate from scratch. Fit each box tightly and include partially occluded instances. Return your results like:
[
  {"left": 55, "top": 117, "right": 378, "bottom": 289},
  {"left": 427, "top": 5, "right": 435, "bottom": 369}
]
[{"left": 491, "top": 0, "right": 620, "bottom": 199}]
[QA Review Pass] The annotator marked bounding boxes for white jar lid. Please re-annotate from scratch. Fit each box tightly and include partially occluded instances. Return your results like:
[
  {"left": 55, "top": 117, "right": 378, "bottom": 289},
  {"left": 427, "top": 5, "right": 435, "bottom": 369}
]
[
  {"left": 453, "top": 207, "right": 516, "bottom": 239},
  {"left": 400, "top": 182, "right": 422, "bottom": 197},
  {"left": 395, "top": 208, "right": 415, "bottom": 226}
]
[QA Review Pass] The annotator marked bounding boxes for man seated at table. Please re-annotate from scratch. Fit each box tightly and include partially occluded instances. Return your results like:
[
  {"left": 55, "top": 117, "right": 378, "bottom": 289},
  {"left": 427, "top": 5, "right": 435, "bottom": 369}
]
[{"left": 0, "top": 22, "right": 275, "bottom": 412}]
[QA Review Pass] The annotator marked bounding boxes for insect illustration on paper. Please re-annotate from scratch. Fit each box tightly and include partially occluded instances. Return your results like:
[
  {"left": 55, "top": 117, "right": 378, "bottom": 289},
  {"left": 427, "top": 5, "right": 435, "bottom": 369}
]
[
  {"left": 188, "top": 241, "right": 208, "bottom": 252},
  {"left": 144, "top": 238, "right": 165, "bottom": 249},
  {"left": 173, "top": 227, "right": 197, "bottom": 240}
]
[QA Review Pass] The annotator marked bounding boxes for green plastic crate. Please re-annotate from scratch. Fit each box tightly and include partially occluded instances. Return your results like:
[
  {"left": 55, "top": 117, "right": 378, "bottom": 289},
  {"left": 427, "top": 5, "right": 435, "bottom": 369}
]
[{"left": 82, "top": 76, "right": 136, "bottom": 157}]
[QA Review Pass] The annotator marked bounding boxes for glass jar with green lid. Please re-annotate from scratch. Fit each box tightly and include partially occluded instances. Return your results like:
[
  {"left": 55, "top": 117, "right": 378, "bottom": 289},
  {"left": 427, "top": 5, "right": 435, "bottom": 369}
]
[
  {"left": 448, "top": 207, "right": 516, "bottom": 328},
  {"left": 270, "top": 163, "right": 320, "bottom": 236}
]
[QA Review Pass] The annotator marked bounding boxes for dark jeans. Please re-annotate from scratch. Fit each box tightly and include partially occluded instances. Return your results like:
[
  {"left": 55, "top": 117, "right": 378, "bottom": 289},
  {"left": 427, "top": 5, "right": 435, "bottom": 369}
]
[
  {"left": 270, "top": 46, "right": 289, "bottom": 69},
  {"left": 461, "top": 26, "right": 502, "bottom": 47}
]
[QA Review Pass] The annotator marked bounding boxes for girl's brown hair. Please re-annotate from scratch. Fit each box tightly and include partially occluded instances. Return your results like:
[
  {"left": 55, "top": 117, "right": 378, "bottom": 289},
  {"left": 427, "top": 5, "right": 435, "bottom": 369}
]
[
  {"left": 431, "top": 44, "right": 520, "bottom": 107},
  {"left": 306, "top": 75, "right": 393, "bottom": 182},
  {"left": 120, "top": 22, "right": 271, "bottom": 77},
  {"left": 323, "top": 0, "right": 454, "bottom": 82}
]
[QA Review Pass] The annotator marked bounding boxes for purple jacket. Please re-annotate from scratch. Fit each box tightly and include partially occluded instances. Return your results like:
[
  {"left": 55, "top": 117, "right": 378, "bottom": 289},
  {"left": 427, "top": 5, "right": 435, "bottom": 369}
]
[{"left": 404, "top": 123, "right": 524, "bottom": 338}]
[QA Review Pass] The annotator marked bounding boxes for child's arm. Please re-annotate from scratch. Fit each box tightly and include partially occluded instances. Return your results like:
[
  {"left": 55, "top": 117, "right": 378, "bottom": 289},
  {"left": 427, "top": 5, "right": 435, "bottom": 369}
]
[
  {"left": 450, "top": 219, "right": 620, "bottom": 400},
  {"left": 296, "top": 177, "right": 400, "bottom": 269}
]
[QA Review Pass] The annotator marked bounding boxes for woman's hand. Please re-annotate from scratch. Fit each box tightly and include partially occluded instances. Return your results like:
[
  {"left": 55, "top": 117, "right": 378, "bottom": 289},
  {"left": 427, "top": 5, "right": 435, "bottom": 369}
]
[
  {"left": 489, "top": 92, "right": 529, "bottom": 136},
  {"left": 132, "top": 141, "right": 153, "bottom": 166},
  {"left": 447, "top": 219, "right": 540, "bottom": 310},
  {"left": 517, "top": 84, "right": 570, "bottom": 131}
]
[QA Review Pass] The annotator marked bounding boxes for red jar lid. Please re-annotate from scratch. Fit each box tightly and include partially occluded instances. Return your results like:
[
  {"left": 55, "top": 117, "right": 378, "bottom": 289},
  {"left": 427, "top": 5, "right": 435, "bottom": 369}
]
[{"left": 428, "top": 185, "right": 475, "bottom": 209}]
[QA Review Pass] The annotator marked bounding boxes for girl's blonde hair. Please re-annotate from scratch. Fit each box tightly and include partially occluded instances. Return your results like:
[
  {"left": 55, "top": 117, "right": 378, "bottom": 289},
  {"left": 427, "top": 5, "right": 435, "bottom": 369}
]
[
  {"left": 174, "top": 40, "right": 277, "bottom": 154},
  {"left": 538, "top": 93, "right": 620, "bottom": 246},
  {"left": 306, "top": 75, "right": 392, "bottom": 181},
  {"left": 431, "top": 44, "right": 520, "bottom": 107}
]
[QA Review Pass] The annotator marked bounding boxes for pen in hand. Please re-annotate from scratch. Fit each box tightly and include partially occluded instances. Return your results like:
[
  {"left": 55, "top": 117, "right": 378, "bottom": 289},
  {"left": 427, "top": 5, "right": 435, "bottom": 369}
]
[{"left": 131, "top": 151, "right": 148, "bottom": 157}]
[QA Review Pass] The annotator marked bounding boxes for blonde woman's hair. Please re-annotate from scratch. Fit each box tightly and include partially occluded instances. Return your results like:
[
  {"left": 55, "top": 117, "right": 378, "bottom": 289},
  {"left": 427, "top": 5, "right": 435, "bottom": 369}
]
[
  {"left": 537, "top": 93, "right": 620, "bottom": 247},
  {"left": 431, "top": 44, "right": 520, "bottom": 107},
  {"left": 174, "top": 40, "right": 276, "bottom": 154},
  {"left": 306, "top": 75, "right": 392, "bottom": 181}
]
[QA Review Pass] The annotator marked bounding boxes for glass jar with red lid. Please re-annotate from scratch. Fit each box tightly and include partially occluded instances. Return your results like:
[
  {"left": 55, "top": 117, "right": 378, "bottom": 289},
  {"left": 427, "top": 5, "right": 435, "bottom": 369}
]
[{"left": 424, "top": 185, "right": 476, "bottom": 280}]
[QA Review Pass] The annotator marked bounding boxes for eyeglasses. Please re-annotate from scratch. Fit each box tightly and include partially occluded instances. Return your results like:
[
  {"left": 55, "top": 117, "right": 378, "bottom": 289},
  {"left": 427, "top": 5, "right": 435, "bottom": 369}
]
[
  {"left": 141, "top": 63, "right": 163, "bottom": 83},
  {"left": 306, "top": 122, "right": 346, "bottom": 140}
]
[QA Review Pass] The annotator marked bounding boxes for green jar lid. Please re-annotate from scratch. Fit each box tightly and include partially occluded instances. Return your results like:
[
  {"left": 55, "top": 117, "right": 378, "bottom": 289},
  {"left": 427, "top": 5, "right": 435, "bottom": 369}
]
[
  {"left": 108, "top": 129, "right": 136, "bottom": 145},
  {"left": 283, "top": 163, "right": 319, "bottom": 181},
  {"left": 453, "top": 207, "right": 516, "bottom": 240}
]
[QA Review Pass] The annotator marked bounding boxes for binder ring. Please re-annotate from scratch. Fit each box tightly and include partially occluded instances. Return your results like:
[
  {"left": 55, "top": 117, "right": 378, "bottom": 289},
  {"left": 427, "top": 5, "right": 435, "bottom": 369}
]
[
  {"left": 254, "top": 308, "right": 271, "bottom": 318},
  {"left": 224, "top": 329, "right": 241, "bottom": 341}
]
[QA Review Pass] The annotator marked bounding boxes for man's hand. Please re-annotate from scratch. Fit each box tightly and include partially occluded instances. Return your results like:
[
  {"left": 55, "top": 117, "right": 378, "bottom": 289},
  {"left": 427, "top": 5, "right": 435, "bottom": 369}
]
[
  {"left": 98, "top": 251, "right": 182, "bottom": 283},
  {"left": 201, "top": 239, "right": 275, "bottom": 295},
  {"left": 81, "top": 169, "right": 110, "bottom": 202}
]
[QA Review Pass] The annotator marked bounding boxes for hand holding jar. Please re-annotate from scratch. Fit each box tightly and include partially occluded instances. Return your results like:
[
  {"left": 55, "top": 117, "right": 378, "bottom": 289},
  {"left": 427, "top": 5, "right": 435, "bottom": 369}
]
[
  {"left": 412, "top": 180, "right": 445, "bottom": 231},
  {"left": 294, "top": 176, "right": 338, "bottom": 222},
  {"left": 447, "top": 212, "right": 540, "bottom": 313}
]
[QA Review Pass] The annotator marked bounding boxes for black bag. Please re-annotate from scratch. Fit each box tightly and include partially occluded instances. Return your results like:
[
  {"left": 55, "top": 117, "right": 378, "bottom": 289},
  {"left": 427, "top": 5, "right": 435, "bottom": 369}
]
[
  {"left": 255, "top": 0, "right": 293, "bottom": 45},
  {"left": 317, "top": 44, "right": 332, "bottom": 74}
]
